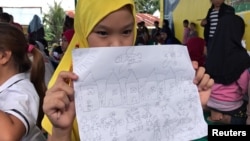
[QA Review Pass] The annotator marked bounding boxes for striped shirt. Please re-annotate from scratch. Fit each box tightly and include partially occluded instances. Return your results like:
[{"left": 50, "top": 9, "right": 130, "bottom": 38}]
[{"left": 209, "top": 9, "right": 219, "bottom": 38}]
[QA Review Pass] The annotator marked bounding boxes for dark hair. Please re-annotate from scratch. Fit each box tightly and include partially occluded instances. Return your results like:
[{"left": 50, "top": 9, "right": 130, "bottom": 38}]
[
  {"left": 190, "top": 22, "right": 197, "bottom": 27},
  {"left": 0, "top": 23, "right": 31, "bottom": 72},
  {"left": 0, "top": 7, "right": 3, "bottom": 14},
  {"left": 163, "top": 19, "right": 169, "bottom": 26},
  {"left": 29, "top": 46, "right": 46, "bottom": 129},
  {"left": 155, "top": 32, "right": 161, "bottom": 37},
  {"left": 9, "top": 14, "right": 13, "bottom": 21},
  {"left": 154, "top": 21, "right": 159, "bottom": 24},
  {"left": 0, "top": 23, "right": 46, "bottom": 129},
  {"left": 183, "top": 19, "right": 189, "bottom": 24},
  {"left": 0, "top": 12, "right": 10, "bottom": 23},
  {"left": 63, "top": 15, "right": 74, "bottom": 32}
]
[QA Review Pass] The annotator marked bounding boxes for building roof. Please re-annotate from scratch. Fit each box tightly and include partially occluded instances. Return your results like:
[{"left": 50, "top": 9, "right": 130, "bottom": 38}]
[{"left": 135, "top": 13, "right": 159, "bottom": 27}]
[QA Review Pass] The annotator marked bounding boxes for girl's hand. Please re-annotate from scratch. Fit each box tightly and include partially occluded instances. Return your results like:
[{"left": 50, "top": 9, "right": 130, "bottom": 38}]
[
  {"left": 192, "top": 61, "right": 214, "bottom": 108},
  {"left": 43, "top": 71, "right": 78, "bottom": 129},
  {"left": 200, "top": 19, "right": 207, "bottom": 27}
]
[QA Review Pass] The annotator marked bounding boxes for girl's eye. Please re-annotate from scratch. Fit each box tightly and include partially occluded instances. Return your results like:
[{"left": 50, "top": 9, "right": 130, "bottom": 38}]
[
  {"left": 123, "top": 29, "right": 132, "bottom": 35},
  {"left": 96, "top": 31, "right": 108, "bottom": 36}
]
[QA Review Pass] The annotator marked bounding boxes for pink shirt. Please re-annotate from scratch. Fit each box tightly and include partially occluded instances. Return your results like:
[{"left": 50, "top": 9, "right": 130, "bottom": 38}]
[
  {"left": 182, "top": 27, "right": 190, "bottom": 44},
  {"left": 207, "top": 69, "right": 249, "bottom": 111}
]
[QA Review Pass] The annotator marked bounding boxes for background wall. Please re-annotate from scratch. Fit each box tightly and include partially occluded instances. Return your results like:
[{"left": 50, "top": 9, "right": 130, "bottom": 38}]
[{"left": 168, "top": 0, "right": 250, "bottom": 50}]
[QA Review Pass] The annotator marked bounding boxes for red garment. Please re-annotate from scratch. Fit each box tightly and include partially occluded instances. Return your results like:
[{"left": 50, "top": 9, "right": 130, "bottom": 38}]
[
  {"left": 63, "top": 29, "right": 75, "bottom": 42},
  {"left": 186, "top": 37, "right": 205, "bottom": 67}
]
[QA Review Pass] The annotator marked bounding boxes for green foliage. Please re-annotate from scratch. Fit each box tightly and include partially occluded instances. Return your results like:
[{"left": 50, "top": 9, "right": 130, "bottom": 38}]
[
  {"left": 134, "top": 0, "right": 160, "bottom": 14},
  {"left": 43, "top": 1, "right": 65, "bottom": 43}
]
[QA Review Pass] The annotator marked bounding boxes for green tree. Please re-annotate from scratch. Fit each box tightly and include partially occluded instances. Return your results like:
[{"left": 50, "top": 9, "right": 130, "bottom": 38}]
[
  {"left": 43, "top": 1, "right": 65, "bottom": 44},
  {"left": 134, "top": 0, "right": 160, "bottom": 14}
]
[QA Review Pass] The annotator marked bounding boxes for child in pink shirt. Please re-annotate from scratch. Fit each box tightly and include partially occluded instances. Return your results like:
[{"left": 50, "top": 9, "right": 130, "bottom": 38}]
[{"left": 205, "top": 15, "right": 250, "bottom": 124}]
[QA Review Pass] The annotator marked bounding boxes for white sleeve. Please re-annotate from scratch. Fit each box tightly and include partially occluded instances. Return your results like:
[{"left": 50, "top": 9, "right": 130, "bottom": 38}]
[{"left": 1, "top": 82, "right": 39, "bottom": 136}]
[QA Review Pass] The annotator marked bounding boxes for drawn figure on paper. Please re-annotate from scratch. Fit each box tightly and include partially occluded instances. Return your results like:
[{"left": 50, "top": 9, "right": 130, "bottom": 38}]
[
  {"left": 115, "top": 47, "right": 142, "bottom": 65},
  {"left": 153, "top": 120, "right": 161, "bottom": 141},
  {"left": 80, "top": 117, "right": 102, "bottom": 141},
  {"left": 162, "top": 62, "right": 176, "bottom": 83},
  {"left": 127, "top": 53, "right": 142, "bottom": 65},
  {"left": 116, "top": 48, "right": 142, "bottom": 74},
  {"left": 141, "top": 106, "right": 155, "bottom": 133},
  {"left": 157, "top": 77, "right": 166, "bottom": 100},
  {"left": 105, "top": 72, "right": 122, "bottom": 107},
  {"left": 126, "top": 108, "right": 143, "bottom": 133},
  {"left": 101, "top": 112, "right": 122, "bottom": 137},
  {"left": 162, "top": 113, "right": 179, "bottom": 140},
  {"left": 162, "top": 78, "right": 177, "bottom": 99},
  {"left": 79, "top": 73, "right": 99, "bottom": 112},
  {"left": 144, "top": 70, "right": 158, "bottom": 101},
  {"left": 126, "top": 71, "right": 140, "bottom": 105},
  {"left": 162, "top": 52, "right": 179, "bottom": 69},
  {"left": 126, "top": 47, "right": 142, "bottom": 66}
]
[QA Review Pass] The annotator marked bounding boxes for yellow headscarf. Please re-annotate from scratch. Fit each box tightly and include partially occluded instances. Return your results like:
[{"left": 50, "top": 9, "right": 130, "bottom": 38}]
[
  {"left": 48, "top": 0, "right": 137, "bottom": 88},
  {"left": 43, "top": 0, "right": 136, "bottom": 140}
]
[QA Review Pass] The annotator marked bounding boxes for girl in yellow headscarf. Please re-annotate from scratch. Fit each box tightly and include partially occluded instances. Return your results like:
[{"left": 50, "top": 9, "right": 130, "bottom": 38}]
[{"left": 42, "top": 0, "right": 214, "bottom": 140}]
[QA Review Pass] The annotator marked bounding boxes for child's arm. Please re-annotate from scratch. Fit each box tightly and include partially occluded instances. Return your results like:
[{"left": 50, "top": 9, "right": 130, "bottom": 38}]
[
  {"left": 43, "top": 71, "right": 78, "bottom": 141},
  {"left": 192, "top": 61, "right": 214, "bottom": 109},
  {"left": 47, "top": 128, "right": 72, "bottom": 141},
  {"left": 236, "top": 69, "right": 249, "bottom": 95},
  {"left": 0, "top": 111, "right": 26, "bottom": 140}
]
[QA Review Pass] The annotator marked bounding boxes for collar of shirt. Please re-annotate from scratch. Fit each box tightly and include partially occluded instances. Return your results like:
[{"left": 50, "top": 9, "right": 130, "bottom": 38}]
[{"left": 0, "top": 73, "right": 26, "bottom": 93}]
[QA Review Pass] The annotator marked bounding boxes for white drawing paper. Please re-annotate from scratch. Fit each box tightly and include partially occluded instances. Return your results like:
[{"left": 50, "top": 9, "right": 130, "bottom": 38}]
[{"left": 72, "top": 45, "right": 207, "bottom": 141}]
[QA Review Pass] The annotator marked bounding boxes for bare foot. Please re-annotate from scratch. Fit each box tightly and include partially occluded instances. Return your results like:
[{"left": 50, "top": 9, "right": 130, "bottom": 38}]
[
  {"left": 220, "top": 114, "right": 231, "bottom": 124},
  {"left": 207, "top": 114, "right": 231, "bottom": 124},
  {"left": 210, "top": 110, "right": 223, "bottom": 121}
]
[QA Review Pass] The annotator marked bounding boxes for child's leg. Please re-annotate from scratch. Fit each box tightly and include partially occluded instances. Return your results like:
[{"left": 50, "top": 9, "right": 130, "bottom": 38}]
[
  {"left": 209, "top": 110, "right": 223, "bottom": 121},
  {"left": 209, "top": 102, "right": 247, "bottom": 124}
]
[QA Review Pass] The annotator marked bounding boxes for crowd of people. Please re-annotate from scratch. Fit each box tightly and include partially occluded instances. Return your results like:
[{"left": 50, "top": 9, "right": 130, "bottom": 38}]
[
  {"left": 0, "top": 0, "right": 250, "bottom": 140},
  {"left": 135, "top": 19, "right": 182, "bottom": 46},
  {"left": 0, "top": 8, "right": 75, "bottom": 141}
]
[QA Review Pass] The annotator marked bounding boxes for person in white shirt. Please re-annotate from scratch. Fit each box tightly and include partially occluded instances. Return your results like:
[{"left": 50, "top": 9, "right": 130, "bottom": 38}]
[{"left": 0, "top": 23, "right": 46, "bottom": 141}]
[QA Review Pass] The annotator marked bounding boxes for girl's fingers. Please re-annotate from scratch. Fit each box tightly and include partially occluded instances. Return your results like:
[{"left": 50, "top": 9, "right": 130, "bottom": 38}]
[
  {"left": 43, "top": 91, "right": 71, "bottom": 114},
  {"left": 48, "top": 71, "right": 78, "bottom": 98},
  {"left": 50, "top": 71, "right": 78, "bottom": 91},
  {"left": 49, "top": 81, "right": 74, "bottom": 98},
  {"left": 194, "top": 67, "right": 205, "bottom": 84},
  {"left": 56, "top": 71, "right": 78, "bottom": 84},
  {"left": 191, "top": 61, "right": 199, "bottom": 70},
  {"left": 205, "top": 78, "right": 214, "bottom": 90},
  {"left": 197, "top": 74, "right": 210, "bottom": 91}
]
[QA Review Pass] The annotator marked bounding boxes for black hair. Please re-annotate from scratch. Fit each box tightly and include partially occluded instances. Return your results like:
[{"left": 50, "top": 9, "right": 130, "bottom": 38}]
[
  {"left": 0, "top": 12, "right": 10, "bottom": 22},
  {"left": 183, "top": 19, "right": 189, "bottom": 24},
  {"left": 154, "top": 21, "right": 159, "bottom": 24}
]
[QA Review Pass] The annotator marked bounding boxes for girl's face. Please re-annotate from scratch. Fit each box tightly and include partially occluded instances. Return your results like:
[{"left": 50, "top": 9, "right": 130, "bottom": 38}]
[
  {"left": 211, "top": 0, "right": 224, "bottom": 8},
  {"left": 87, "top": 6, "right": 134, "bottom": 47},
  {"left": 61, "top": 35, "right": 69, "bottom": 52},
  {"left": 160, "top": 32, "right": 167, "bottom": 40},
  {"left": 190, "top": 24, "right": 195, "bottom": 30}
]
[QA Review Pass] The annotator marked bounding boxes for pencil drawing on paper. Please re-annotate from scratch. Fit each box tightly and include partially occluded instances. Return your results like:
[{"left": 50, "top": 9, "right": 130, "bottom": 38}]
[{"left": 73, "top": 45, "right": 207, "bottom": 141}]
